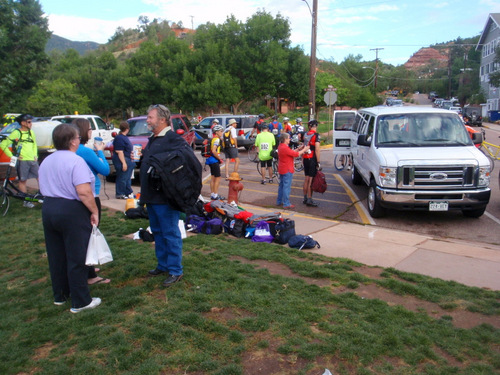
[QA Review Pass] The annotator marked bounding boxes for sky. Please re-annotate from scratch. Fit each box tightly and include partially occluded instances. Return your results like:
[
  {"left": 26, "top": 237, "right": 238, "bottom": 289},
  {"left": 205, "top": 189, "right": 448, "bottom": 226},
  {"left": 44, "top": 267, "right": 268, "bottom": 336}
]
[{"left": 39, "top": 0, "right": 500, "bottom": 66}]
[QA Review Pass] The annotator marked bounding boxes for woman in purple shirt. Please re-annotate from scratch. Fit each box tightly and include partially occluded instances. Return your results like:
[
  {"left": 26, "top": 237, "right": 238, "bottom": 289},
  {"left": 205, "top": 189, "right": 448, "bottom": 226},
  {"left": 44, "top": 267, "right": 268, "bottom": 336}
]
[{"left": 39, "top": 124, "right": 101, "bottom": 313}]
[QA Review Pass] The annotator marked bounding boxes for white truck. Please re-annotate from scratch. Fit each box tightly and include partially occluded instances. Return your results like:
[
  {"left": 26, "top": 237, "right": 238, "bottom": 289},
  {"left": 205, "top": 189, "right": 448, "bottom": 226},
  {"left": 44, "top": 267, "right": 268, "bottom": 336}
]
[
  {"left": 51, "top": 115, "right": 115, "bottom": 147},
  {"left": 333, "top": 106, "right": 491, "bottom": 218}
]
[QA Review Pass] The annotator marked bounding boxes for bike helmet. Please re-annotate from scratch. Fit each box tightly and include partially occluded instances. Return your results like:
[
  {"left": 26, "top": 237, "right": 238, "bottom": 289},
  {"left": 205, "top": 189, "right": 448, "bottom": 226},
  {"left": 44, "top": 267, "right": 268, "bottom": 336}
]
[
  {"left": 258, "top": 114, "right": 265, "bottom": 119},
  {"left": 212, "top": 124, "right": 224, "bottom": 133},
  {"left": 308, "top": 119, "right": 318, "bottom": 128},
  {"left": 16, "top": 114, "right": 33, "bottom": 123},
  {"left": 296, "top": 117, "right": 302, "bottom": 123},
  {"left": 283, "top": 117, "right": 289, "bottom": 122},
  {"left": 272, "top": 115, "right": 278, "bottom": 120}
]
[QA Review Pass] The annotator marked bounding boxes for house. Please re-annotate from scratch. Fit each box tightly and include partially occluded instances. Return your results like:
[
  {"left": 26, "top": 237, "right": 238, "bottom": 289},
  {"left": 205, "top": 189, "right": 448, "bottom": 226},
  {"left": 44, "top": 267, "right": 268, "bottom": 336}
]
[{"left": 477, "top": 13, "right": 500, "bottom": 112}]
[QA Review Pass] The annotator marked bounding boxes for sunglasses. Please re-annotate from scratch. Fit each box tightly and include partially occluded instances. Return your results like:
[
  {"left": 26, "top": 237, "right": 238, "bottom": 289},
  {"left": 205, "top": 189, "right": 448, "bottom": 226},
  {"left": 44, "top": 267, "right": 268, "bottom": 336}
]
[{"left": 150, "top": 104, "right": 170, "bottom": 118}]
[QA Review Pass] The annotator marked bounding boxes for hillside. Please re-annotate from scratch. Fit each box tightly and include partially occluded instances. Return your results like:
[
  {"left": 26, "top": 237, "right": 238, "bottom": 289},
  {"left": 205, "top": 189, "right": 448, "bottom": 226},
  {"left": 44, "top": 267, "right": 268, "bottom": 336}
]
[{"left": 45, "top": 34, "right": 100, "bottom": 55}]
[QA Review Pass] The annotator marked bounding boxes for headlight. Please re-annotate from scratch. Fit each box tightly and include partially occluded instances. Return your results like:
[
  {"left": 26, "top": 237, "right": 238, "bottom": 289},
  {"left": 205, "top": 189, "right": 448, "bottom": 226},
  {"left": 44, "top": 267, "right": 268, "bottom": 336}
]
[
  {"left": 378, "top": 167, "right": 397, "bottom": 188},
  {"left": 478, "top": 166, "right": 490, "bottom": 187}
]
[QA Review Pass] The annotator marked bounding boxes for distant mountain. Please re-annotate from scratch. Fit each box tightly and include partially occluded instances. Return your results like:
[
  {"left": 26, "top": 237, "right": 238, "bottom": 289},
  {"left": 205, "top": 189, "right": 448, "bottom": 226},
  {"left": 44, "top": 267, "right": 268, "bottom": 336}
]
[{"left": 45, "top": 34, "right": 100, "bottom": 55}]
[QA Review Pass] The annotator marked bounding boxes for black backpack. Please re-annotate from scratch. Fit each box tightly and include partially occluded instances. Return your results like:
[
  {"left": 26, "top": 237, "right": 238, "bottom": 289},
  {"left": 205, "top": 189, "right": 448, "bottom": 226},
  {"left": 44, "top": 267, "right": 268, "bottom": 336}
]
[
  {"left": 222, "top": 129, "right": 234, "bottom": 149},
  {"left": 288, "top": 235, "right": 320, "bottom": 250},
  {"left": 146, "top": 132, "right": 203, "bottom": 213}
]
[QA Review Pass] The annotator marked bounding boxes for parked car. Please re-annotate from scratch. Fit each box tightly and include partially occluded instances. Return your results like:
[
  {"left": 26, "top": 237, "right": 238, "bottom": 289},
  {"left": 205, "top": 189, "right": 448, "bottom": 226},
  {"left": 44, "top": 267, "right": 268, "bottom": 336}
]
[
  {"left": 448, "top": 106, "right": 462, "bottom": 114},
  {"left": 193, "top": 114, "right": 259, "bottom": 149},
  {"left": 387, "top": 99, "right": 403, "bottom": 106},
  {"left": 103, "top": 114, "right": 195, "bottom": 177},
  {"left": 433, "top": 98, "right": 444, "bottom": 107},
  {"left": 462, "top": 106, "right": 483, "bottom": 126},
  {"left": 332, "top": 106, "right": 490, "bottom": 218},
  {"left": 51, "top": 114, "right": 115, "bottom": 147}
]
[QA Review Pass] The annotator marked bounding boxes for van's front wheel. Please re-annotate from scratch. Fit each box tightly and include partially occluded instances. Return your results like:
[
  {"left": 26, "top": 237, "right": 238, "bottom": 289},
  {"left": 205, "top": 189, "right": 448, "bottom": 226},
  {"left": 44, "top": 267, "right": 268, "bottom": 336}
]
[{"left": 368, "top": 180, "right": 385, "bottom": 218}]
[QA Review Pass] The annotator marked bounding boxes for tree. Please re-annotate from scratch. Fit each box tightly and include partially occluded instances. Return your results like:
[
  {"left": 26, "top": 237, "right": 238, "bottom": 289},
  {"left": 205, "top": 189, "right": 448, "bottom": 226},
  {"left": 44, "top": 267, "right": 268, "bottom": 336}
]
[
  {"left": 0, "top": 0, "right": 51, "bottom": 114},
  {"left": 26, "top": 79, "right": 91, "bottom": 115}
]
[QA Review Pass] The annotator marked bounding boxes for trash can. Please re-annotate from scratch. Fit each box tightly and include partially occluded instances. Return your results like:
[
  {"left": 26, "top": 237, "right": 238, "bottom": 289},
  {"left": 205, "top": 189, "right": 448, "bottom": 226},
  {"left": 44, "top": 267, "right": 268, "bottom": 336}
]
[{"left": 488, "top": 110, "right": 500, "bottom": 122}]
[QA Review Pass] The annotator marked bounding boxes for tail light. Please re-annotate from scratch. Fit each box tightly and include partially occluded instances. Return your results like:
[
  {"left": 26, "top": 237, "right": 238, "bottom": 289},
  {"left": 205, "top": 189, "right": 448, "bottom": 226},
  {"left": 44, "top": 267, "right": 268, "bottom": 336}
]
[{"left": 238, "top": 130, "right": 244, "bottom": 136}]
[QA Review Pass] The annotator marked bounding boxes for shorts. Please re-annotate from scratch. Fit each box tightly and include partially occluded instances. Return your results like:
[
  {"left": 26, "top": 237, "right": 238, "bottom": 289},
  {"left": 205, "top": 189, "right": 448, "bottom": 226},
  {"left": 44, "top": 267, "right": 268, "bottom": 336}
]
[
  {"left": 224, "top": 147, "right": 238, "bottom": 159},
  {"left": 209, "top": 162, "right": 221, "bottom": 177},
  {"left": 303, "top": 158, "right": 318, "bottom": 178},
  {"left": 17, "top": 160, "right": 39, "bottom": 181},
  {"left": 259, "top": 159, "right": 272, "bottom": 168}
]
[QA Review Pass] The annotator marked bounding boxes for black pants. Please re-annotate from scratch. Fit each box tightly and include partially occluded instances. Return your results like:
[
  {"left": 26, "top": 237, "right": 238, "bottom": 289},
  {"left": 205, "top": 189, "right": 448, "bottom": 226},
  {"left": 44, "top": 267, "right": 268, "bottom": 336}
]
[{"left": 42, "top": 197, "right": 93, "bottom": 308}]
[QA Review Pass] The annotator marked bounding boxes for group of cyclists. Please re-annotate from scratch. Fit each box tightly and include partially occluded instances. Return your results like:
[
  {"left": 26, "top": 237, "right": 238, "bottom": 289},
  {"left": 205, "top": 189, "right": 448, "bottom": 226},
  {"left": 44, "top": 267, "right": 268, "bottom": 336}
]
[{"left": 250, "top": 114, "right": 322, "bottom": 208}]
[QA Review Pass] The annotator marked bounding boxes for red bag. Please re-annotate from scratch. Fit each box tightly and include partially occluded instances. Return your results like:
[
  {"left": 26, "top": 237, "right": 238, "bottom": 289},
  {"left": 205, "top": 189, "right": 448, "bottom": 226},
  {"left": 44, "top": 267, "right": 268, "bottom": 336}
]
[{"left": 311, "top": 170, "right": 327, "bottom": 193}]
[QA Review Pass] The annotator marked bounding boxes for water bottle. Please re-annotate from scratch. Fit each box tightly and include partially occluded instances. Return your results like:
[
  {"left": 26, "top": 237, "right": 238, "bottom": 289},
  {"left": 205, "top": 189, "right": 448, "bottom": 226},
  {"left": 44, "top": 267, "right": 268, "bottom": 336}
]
[{"left": 9, "top": 144, "right": 21, "bottom": 167}]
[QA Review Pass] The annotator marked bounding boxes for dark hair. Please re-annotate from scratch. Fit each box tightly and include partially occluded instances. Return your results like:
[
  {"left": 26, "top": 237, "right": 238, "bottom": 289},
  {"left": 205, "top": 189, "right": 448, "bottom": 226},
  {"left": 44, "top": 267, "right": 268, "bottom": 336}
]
[
  {"left": 72, "top": 118, "right": 91, "bottom": 144},
  {"left": 279, "top": 133, "right": 289, "bottom": 143},
  {"left": 119, "top": 121, "right": 130, "bottom": 133},
  {"left": 53, "top": 124, "right": 78, "bottom": 150}
]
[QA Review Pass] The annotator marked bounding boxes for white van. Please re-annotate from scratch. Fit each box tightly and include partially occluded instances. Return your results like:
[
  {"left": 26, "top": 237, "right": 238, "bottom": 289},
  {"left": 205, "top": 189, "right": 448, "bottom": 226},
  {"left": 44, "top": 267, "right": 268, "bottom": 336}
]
[{"left": 333, "top": 106, "right": 491, "bottom": 218}]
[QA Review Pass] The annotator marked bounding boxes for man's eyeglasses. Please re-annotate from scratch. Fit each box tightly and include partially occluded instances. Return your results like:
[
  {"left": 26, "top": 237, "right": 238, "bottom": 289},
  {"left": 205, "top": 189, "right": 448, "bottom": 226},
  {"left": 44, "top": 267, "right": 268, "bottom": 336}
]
[{"left": 26, "top": 120, "right": 32, "bottom": 124}]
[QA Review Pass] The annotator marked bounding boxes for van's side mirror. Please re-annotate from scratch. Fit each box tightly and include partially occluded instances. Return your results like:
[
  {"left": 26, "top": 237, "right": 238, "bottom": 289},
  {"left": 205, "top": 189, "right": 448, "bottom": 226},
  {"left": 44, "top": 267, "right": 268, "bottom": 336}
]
[
  {"left": 357, "top": 134, "right": 371, "bottom": 146},
  {"left": 471, "top": 131, "right": 483, "bottom": 145},
  {"left": 176, "top": 129, "right": 185, "bottom": 136}
]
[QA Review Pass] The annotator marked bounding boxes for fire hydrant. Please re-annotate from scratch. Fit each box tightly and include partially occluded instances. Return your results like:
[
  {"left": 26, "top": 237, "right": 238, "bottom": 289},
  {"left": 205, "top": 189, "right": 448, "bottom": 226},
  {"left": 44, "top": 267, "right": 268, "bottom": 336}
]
[{"left": 227, "top": 172, "right": 244, "bottom": 205}]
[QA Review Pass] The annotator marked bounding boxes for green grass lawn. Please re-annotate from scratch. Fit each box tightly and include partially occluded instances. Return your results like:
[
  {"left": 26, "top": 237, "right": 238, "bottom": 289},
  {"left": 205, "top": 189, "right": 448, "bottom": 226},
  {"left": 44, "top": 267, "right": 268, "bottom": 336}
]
[{"left": 1, "top": 200, "right": 499, "bottom": 375}]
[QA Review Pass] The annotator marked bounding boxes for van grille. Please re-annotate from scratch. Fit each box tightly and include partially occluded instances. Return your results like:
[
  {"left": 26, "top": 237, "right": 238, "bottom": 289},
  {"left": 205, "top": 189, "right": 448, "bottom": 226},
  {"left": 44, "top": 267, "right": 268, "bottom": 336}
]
[{"left": 399, "top": 165, "right": 476, "bottom": 188}]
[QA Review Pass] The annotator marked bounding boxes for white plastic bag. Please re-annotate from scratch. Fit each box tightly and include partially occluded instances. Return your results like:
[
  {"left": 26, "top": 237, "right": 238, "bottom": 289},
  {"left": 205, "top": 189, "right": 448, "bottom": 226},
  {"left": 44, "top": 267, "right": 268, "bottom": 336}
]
[{"left": 86, "top": 225, "right": 113, "bottom": 265}]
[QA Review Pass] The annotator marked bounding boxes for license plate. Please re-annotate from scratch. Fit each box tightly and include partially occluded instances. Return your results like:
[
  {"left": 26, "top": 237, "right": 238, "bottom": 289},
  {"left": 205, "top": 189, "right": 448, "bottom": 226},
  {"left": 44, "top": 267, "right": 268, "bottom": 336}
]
[
  {"left": 336, "top": 139, "right": 350, "bottom": 147},
  {"left": 429, "top": 201, "right": 448, "bottom": 211}
]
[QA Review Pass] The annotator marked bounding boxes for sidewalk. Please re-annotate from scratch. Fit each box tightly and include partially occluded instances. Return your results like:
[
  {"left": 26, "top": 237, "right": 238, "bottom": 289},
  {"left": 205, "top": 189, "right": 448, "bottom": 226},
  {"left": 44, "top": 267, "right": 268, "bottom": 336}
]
[{"left": 100, "top": 195, "right": 500, "bottom": 291}]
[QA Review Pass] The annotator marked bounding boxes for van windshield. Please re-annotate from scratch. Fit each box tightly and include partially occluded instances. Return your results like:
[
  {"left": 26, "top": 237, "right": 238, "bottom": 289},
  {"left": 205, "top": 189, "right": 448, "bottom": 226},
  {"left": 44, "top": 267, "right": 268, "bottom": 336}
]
[{"left": 375, "top": 113, "right": 472, "bottom": 147}]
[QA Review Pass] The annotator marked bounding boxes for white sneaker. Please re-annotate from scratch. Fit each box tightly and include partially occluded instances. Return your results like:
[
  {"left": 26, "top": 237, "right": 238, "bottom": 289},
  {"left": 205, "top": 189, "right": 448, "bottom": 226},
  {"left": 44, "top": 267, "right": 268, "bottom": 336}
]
[
  {"left": 23, "top": 201, "right": 35, "bottom": 208},
  {"left": 70, "top": 297, "right": 101, "bottom": 313}
]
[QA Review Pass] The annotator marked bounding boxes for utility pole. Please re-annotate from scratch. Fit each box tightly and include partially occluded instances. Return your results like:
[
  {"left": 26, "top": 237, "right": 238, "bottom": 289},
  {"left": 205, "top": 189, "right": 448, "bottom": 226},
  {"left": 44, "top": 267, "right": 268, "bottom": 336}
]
[
  {"left": 307, "top": 0, "right": 318, "bottom": 121},
  {"left": 189, "top": 15, "right": 194, "bottom": 30},
  {"left": 370, "top": 48, "right": 383, "bottom": 89}
]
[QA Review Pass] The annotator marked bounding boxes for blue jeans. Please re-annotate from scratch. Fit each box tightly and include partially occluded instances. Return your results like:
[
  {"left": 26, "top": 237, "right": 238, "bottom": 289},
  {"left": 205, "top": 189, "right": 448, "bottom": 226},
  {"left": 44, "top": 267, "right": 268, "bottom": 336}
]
[
  {"left": 277, "top": 172, "right": 293, "bottom": 207},
  {"left": 113, "top": 158, "right": 135, "bottom": 196},
  {"left": 147, "top": 203, "right": 183, "bottom": 276}
]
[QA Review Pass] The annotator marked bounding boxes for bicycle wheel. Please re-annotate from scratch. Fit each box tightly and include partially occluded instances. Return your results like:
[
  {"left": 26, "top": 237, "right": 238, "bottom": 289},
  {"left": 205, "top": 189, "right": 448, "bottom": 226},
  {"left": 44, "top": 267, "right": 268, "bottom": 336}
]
[
  {"left": 248, "top": 145, "right": 258, "bottom": 162},
  {"left": 334, "top": 154, "right": 346, "bottom": 171},
  {"left": 272, "top": 160, "right": 280, "bottom": 183},
  {"left": 294, "top": 157, "right": 304, "bottom": 172},
  {"left": 0, "top": 188, "right": 10, "bottom": 216}
]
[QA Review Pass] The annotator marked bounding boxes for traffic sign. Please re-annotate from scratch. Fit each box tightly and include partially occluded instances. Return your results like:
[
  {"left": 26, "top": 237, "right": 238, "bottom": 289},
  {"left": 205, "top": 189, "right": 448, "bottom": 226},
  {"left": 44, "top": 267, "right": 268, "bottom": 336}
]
[{"left": 324, "top": 91, "right": 337, "bottom": 105}]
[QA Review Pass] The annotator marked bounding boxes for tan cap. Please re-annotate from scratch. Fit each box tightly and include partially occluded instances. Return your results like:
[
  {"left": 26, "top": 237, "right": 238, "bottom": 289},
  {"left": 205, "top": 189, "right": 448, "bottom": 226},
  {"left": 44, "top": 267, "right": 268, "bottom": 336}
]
[{"left": 228, "top": 119, "right": 237, "bottom": 125}]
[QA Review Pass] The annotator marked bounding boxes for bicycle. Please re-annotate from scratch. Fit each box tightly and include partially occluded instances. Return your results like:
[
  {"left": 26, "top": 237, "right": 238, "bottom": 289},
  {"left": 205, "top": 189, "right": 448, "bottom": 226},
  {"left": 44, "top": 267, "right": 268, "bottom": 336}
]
[
  {"left": 247, "top": 144, "right": 258, "bottom": 162},
  {"left": 255, "top": 157, "right": 280, "bottom": 183},
  {"left": 0, "top": 145, "right": 44, "bottom": 216},
  {"left": 334, "top": 153, "right": 353, "bottom": 171},
  {"left": 480, "top": 141, "right": 500, "bottom": 172}
]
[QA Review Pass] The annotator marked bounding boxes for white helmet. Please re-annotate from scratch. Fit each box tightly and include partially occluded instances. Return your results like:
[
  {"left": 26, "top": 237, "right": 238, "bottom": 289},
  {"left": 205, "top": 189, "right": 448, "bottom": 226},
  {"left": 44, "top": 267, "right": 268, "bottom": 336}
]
[{"left": 212, "top": 124, "right": 224, "bottom": 132}]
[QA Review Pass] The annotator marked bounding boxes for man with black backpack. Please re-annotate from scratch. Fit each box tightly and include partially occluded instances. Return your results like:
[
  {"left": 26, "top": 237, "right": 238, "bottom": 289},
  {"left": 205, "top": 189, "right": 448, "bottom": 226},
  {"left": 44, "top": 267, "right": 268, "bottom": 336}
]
[
  {"left": 139, "top": 104, "right": 199, "bottom": 287},
  {"left": 0, "top": 114, "right": 39, "bottom": 208}
]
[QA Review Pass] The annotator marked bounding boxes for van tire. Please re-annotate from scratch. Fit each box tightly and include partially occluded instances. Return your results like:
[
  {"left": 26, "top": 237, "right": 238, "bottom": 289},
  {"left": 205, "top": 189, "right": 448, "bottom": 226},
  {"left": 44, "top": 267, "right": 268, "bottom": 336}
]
[
  {"left": 368, "top": 180, "right": 385, "bottom": 218},
  {"left": 462, "top": 208, "right": 486, "bottom": 218},
  {"left": 351, "top": 165, "right": 363, "bottom": 185}
]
